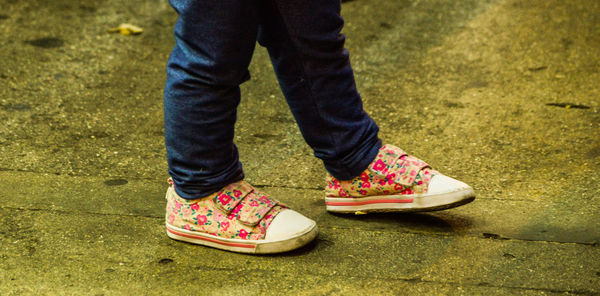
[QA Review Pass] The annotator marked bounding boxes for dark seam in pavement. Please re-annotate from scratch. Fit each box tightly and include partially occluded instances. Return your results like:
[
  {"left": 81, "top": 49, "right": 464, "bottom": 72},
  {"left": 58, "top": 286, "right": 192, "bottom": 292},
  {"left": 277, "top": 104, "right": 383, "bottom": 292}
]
[
  {"left": 0, "top": 168, "right": 324, "bottom": 190},
  {"left": 369, "top": 276, "right": 599, "bottom": 295},
  {"left": 0, "top": 168, "right": 138, "bottom": 180},
  {"left": 37, "top": 255, "right": 600, "bottom": 295},
  {"left": 413, "top": 277, "right": 599, "bottom": 295},
  {"left": 144, "top": 258, "right": 598, "bottom": 294},
  {"left": 0, "top": 205, "right": 160, "bottom": 219},
  {"left": 0, "top": 167, "right": 42, "bottom": 173},
  {"left": 470, "top": 280, "right": 599, "bottom": 295},
  {"left": 0, "top": 170, "right": 576, "bottom": 204},
  {"left": 320, "top": 225, "right": 599, "bottom": 247},
  {"left": 1, "top": 205, "right": 597, "bottom": 247},
  {"left": 0, "top": 169, "right": 325, "bottom": 189},
  {"left": 170, "top": 266, "right": 600, "bottom": 295},
  {"left": 0, "top": 167, "right": 159, "bottom": 181}
]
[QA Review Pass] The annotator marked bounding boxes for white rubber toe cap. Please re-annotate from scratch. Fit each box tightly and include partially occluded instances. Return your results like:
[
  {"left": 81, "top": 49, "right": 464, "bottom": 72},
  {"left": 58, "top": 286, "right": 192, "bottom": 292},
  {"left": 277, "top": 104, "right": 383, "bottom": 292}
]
[
  {"left": 265, "top": 209, "right": 316, "bottom": 241},
  {"left": 427, "top": 174, "right": 472, "bottom": 195}
]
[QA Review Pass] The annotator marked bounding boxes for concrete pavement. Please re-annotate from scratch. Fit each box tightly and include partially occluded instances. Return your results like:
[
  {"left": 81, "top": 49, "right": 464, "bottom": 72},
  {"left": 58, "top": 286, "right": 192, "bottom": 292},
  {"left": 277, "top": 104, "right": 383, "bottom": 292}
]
[{"left": 0, "top": 0, "right": 598, "bottom": 294}]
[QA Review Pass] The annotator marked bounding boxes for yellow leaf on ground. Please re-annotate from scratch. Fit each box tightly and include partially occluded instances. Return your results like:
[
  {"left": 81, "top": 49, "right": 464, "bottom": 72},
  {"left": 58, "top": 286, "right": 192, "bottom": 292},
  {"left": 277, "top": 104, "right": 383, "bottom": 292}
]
[{"left": 108, "top": 23, "right": 143, "bottom": 36}]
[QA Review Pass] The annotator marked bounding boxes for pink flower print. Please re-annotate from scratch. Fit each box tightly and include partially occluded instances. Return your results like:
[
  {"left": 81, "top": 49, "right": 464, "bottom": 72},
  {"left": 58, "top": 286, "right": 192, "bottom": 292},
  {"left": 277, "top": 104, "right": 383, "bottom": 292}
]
[
  {"left": 259, "top": 196, "right": 271, "bottom": 206},
  {"left": 398, "top": 167, "right": 407, "bottom": 175},
  {"left": 379, "top": 178, "right": 387, "bottom": 186},
  {"left": 221, "top": 221, "right": 230, "bottom": 231},
  {"left": 190, "top": 203, "right": 200, "bottom": 211},
  {"left": 183, "top": 224, "right": 191, "bottom": 230},
  {"left": 410, "top": 170, "right": 417, "bottom": 176},
  {"left": 227, "top": 203, "right": 242, "bottom": 220},
  {"left": 361, "top": 181, "right": 371, "bottom": 189},
  {"left": 196, "top": 215, "right": 208, "bottom": 225},
  {"left": 372, "top": 159, "right": 387, "bottom": 172},
  {"left": 233, "top": 190, "right": 242, "bottom": 198},
  {"left": 212, "top": 212, "right": 225, "bottom": 222},
  {"left": 239, "top": 229, "right": 248, "bottom": 239},
  {"left": 168, "top": 215, "right": 175, "bottom": 224},
  {"left": 174, "top": 201, "right": 182, "bottom": 210},
  {"left": 182, "top": 207, "right": 192, "bottom": 217},
  {"left": 394, "top": 183, "right": 404, "bottom": 191},
  {"left": 360, "top": 172, "right": 370, "bottom": 182},
  {"left": 359, "top": 190, "right": 367, "bottom": 196},
  {"left": 417, "top": 180, "right": 423, "bottom": 185},
  {"left": 255, "top": 226, "right": 266, "bottom": 238},
  {"left": 231, "top": 203, "right": 242, "bottom": 215},
  {"left": 218, "top": 193, "right": 231, "bottom": 205},
  {"left": 332, "top": 179, "right": 340, "bottom": 189},
  {"left": 386, "top": 173, "right": 396, "bottom": 185},
  {"left": 338, "top": 188, "right": 348, "bottom": 197},
  {"left": 250, "top": 200, "right": 259, "bottom": 207}
]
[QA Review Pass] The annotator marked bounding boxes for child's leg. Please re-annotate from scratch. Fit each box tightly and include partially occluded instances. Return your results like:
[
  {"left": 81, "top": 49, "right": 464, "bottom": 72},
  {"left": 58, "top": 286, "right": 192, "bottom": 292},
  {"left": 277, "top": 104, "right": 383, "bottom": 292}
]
[
  {"left": 257, "top": 0, "right": 475, "bottom": 212},
  {"left": 257, "top": 0, "right": 382, "bottom": 181},
  {"left": 163, "top": 0, "right": 318, "bottom": 254},
  {"left": 164, "top": 0, "right": 260, "bottom": 199}
]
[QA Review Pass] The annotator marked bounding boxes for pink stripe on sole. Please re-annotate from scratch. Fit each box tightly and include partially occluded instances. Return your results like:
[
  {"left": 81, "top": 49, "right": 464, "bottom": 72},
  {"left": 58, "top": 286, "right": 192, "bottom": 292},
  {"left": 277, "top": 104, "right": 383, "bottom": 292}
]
[
  {"left": 166, "top": 227, "right": 256, "bottom": 249},
  {"left": 326, "top": 198, "right": 414, "bottom": 206}
]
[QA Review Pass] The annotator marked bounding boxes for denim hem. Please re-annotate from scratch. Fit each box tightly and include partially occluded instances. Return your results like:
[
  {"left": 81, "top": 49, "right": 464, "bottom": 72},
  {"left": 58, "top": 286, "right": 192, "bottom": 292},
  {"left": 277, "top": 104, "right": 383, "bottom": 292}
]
[
  {"left": 325, "top": 138, "right": 382, "bottom": 180},
  {"left": 171, "top": 172, "right": 244, "bottom": 200}
]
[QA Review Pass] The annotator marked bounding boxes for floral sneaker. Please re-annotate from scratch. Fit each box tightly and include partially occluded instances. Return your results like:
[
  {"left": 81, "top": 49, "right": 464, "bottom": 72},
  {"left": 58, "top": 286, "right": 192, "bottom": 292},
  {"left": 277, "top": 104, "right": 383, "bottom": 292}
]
[
  {"left": 165, "top": 179, "right": 318, "bottom": 254},
  {"left": 325, "top": 144, "right": 475, "bottom": 213}
]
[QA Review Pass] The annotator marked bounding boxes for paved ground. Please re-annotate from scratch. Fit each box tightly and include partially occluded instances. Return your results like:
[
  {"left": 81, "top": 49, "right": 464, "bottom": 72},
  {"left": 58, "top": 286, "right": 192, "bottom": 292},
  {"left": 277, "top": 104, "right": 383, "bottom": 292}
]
[{"left": 1, "top": 0, "right": 599, "bottom": 295}]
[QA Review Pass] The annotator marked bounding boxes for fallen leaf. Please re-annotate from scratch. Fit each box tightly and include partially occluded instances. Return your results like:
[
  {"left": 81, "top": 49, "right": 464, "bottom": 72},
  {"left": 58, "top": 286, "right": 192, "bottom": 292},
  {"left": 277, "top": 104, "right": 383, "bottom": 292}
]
[{"left": 108, "top": 23, "right": 143, "bottom": 35}]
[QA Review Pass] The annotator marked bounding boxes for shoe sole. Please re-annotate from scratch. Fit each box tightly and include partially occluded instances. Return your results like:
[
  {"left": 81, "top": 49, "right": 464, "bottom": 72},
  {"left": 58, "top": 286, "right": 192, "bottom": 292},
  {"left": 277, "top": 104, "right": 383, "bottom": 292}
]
[
  {"left": 165, "top": 222, "right": 318, "bottom": 254},
  {"left": 325, "top": 187, "right": 475, "bottom": 213}
]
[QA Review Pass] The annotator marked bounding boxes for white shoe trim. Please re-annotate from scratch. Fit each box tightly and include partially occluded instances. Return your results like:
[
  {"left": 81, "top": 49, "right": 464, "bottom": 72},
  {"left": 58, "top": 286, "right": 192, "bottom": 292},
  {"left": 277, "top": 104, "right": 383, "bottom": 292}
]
[
  {"left": 325, "top": 186, "right": 474, "bottom": 213},
  {"left": 427, "top": 174, "right": 470, "bottom": 195},
  {"left": 265, "top": 209, "right": 316, "bottom": 240},
  {"left": 165, "top": 217, "right": 317, "bottom": 254}
]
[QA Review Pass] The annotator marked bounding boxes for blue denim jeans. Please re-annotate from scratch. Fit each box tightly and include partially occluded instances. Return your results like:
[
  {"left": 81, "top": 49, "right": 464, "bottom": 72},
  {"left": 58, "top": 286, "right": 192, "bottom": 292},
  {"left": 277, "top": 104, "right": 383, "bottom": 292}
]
[{"left": 164, "top": 0, "right": 381, "bottom": 199}]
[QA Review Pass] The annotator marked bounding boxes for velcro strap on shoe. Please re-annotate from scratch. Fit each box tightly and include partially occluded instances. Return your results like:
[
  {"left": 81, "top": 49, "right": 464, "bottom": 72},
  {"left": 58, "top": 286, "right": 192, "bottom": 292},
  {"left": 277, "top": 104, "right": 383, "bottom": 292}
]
[
  {"left": 236, "top": 192, "right": 278, "bottom": 226},
  {"left": 393, "top": 155, "right": 430, "bottom": 187},
  {"left": 212, "top": 181, "right": 254, "bottom": 214},
  {"left": 368, "top": 145, "right": 408, "bottom": 178}
]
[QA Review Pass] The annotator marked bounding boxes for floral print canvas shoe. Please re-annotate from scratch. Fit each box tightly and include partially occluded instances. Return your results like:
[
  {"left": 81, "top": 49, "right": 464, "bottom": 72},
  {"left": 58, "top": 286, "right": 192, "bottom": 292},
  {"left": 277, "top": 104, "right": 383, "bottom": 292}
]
[
  {"left": 165, "top": 179, "right": 318, "bottom": 254},
  {"left": 325, "top": 144, "right": 475, "bottom": 213}
]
